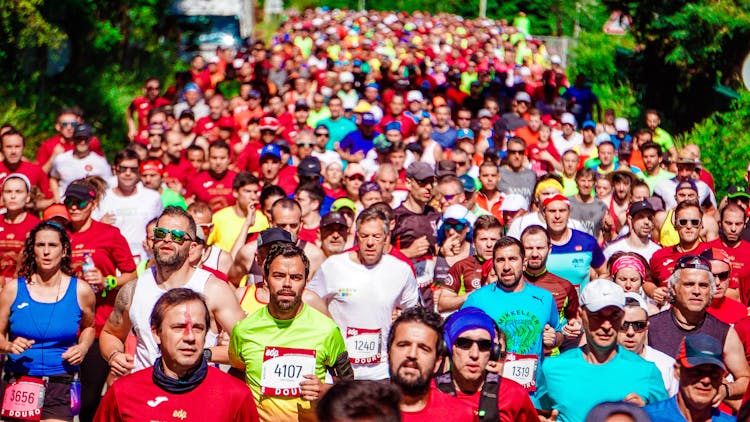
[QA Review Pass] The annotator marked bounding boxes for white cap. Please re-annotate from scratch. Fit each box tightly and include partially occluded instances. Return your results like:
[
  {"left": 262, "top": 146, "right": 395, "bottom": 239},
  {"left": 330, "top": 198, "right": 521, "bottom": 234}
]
[
  {"left": 442, "top": 204, "right": 477, "bottom": 226},
  {"left": 514, "top": 91, "right": 532, "bottom": 103},
  {"left": 550, "top": 55, "right": 562, "bottom": 65},
  {"left": 560, "top": 112, "right": 577, "bottom": 127},
  {"left": 580, "top": 279, "right": 626, "bottom": 312},
  {"left": 596, "top": 132, "right": 613, "bottom": 145},
  {"left": 623, "top": 292, "right": 648, "bottom": 313},
  {"left": 407, "top": 90, "right": 424, "bottom": 103},
  {"left": 342, "top": 97, "right": 357, "bottom": 110},
  {"left": 339, "top": 72, "right": 354, "bottom": 83},
  {"left": 500, "top": 194, "right": 528, "bottom": 211},
  {"left": 519, "top": 67, "right": 532, "bottom": 77},
  {"left": 615, "top": 117, "right": 630, "bottom": 133}
]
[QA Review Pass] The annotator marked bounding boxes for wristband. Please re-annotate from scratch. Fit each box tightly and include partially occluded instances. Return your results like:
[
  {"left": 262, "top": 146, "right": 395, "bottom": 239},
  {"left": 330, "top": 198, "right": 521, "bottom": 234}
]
[
  {"left": 101, "top": 276, "right": 118, "bottom": 298},
  {"left": 723, "top": 383, "right": 730, "bottom": 398},
  {"left": 107, "top": 350, "right": 122, "bottom": 364}
]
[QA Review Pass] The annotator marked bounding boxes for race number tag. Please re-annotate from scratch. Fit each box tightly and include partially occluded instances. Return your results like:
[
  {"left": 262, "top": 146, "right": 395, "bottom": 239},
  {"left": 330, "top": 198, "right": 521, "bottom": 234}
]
[
  {"left": 345, "top": 327, "right": 382, "bottom": 364},
  {"left": 1, "top": 376, "right": 45, "bottom": 421},
  {"left": 502, "top": 353, "right": 538, "bottom": 392},
  {"left": 260, "top": 346, "right": 316, "bottom": 397}
]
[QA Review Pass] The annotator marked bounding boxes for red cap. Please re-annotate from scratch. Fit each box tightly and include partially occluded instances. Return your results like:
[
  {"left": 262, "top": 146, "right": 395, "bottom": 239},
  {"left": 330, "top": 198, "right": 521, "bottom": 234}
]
[
  {"left": 218, "top": 116, "right": 235, "bottom": 130},
  {"left": 140, "top": 159, "right": 165, "bottom": 175},
  {"left": 542, "top": 193, "right": 570, "bottom": 208},
  {"left": 699, "top": 247, "right": 731, "bottom": 265},
  {"left": 43, "top": 204, "right": 70, "bottom": 222}
]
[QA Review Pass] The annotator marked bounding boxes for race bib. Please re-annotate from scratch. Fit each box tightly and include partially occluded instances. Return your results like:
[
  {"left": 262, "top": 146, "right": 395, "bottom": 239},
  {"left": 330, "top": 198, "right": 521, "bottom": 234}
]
[
  {"left": 260, "top": 346, "right": 316, "bottom": 397},
  {"left": 1, "top": 376, "right": 45, "bottom": 421},
  {"left": 345, "top": 327, "right": 382, "bottom": 364},
  {"left": 502, "top": 353, "right": 538, "bottom": 392}
]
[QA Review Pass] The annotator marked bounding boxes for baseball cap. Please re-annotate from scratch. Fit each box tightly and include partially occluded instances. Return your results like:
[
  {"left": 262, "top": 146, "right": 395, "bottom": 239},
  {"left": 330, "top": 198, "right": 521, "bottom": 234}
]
[
  {"left": 456, "top": 128, "right": 474, "bottom": 140},
  {"left": 560, "top": 113, "right": 577, "bottom": 127},
  {"left": 331, "top": 198, "right": 356, "bottom": 213},
  {"left": 699, "top": 247, "right": 731, "bottom": 266},
  {"left": 675, "top": 179, "right": 698, "bottom": 193},
  {"left": 257, "top": 228, "right": 294, "bottom": 248},
  {"left": 628, "top": 200, "right": 655, "bottom": 217},
  {"left": 514, "top": 91, "right": 532, "bottom": 103},
  {"left": 260, "top": 144, "right": 282, "bottom": 160},
  {"left": 614, "top": 117, "right": 630, "bottom": 133},
  {"left": 294, "top": 100, "right": 310, "bottom": 111},
  {"left": 501, "top": 194, "right": 529, "bottom": 211},
  {"left": 585, "top": 402, "right": 651, "bottom": 422},
  {"left": 727, "top": 184, "right": 750, "bottom": 200},
  {"left": 405, "top": 162, "right": 435, "bottom": 181},
  {"left": 582, "top": 120, "right": 597, "bottom": 131},
  {"left": 623, "top": 292, "right": 649, "bottom": 313},
  {"left": 358, "top": 181, "right": 381, "bottom": 198},
  {"left": 675, "top": 334, "right": 726, "bottom": 371},
  {"left": 248, "top": 89, "right": 262, "bottom": 99},
  {"left": 384, "top": 121, "right": 402, "bottom": 133},
  {"left": 73, "top": 123, "right": 93, "bottom": 139},
  {"left": 478, "top": 109, "right": 493, "bottom": 119},
  {"left": 298, "top": 157, "right": 322, "bottom": 178},
  {"left": 442, "top": 307, "right": 497, "bottom": 355},
  {"left": 580, "top": 279, "right": 626, "bottom": 312},
  {"left": 360, "top": 112, "right": 376, "bottom": 125},
  {"left": 218, "top": 116, "right": 235, "bottom": 129},
  {"left": 64, "top": 183, "right": 96, "bottom": 202},
  {"left": 320, "top": 211, "right": 348, "bottom": 228},
  {"left": 2, "top": 173, "right": 30, "bottom": 192},
  {"left": 343, "top": 163, "right": 366, "bottom": 178},
  {"left": 259, "top": 116, "right": 280, "bottom": 131},
  {"left": 339, "top": 71, "right": 355, "bottom": 83},
  {"left": 542, "top": 193, "right": 570, "bottom": 208},
  {"left": 436, "top": 160, "right": 457, "bottom": 178},
  {"left": 42, "top": 204, "right": 70, "bottom": 222},
  {"left": 406, "top": 90, "right": 424, "bottom": 103},
  {"left": 184, "top": 82, "right": 201, "bottom": 93},
  {"left": 139, "top": 159, "right": 165, "bottom": 175},
  {"left": 550, "top": 55, "right": 562, "bottom": 65},
  {"left": 458, "top": 174, "right": 476, "bottom": 193}
]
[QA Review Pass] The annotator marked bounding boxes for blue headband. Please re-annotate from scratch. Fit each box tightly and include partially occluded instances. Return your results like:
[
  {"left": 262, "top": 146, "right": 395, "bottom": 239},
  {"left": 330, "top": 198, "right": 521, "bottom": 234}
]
[{"left": 443, "top": 307, "right": 497, "bottom": 355}]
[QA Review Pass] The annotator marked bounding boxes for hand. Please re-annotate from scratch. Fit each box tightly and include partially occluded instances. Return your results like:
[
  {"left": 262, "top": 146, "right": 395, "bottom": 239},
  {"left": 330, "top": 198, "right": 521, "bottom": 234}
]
[
  {"left": 127, "top": 128, "right": 137, "bottom": 141},
  {"left": 217, "top": 331, "right": 231, "bottom": 347},
  {"left": 538, "top": 409, "right": 559, "bottom": 422},
  {"left": 538, "top": 150, "right": 555, "bottom": 163},
  {"left": 299, "top": 374, "right": 324, "bottom": 401},
  {"left": 109, "top": 352, "right": 135, "bottom": 377},
  {"left": 402, "top": 236, "right": 430, "bottom": 258},
  {"left": 84, "top": 268, "right": 104, "bottom": 290},
  {"left": 5, "top": 336, "right": 34, "bottom": 354},
  {"left": 245, "top": 203, "right": 257, "bottom": 225},
  {"left": 100, "top": 212, "right": 117, "bottom": 225},
  {"left": 542, "top": 324, "right": 557, "bottom": 347},
  {"left": 439, "top": 233, "right": 462, "bottom": 256},
  {"left": 352, "top": 151, "right": 365, "bottom": 162},
  {"left": 623, "top": 392, "right": 645, "bottom": 407},
  {"left": 562, "top": 319, "right": 582, "bottom": 339},
  {"left": 712, "top": 383, "right": 728, "bottom": 406},
  {"left": 652, "top": 287, "right": 669, "bottom": 306},
  {"left": 486, "top": 359, "right": 503, "bottom": 374},
  {"left": 601, "top": 214, "right": 614, "bottom": 230},
  {"left": 51, "top": 143, "right": 65, "bottom": 158},
  {"left": 62, "top": 344, "right": 88, "bottom": 366}
]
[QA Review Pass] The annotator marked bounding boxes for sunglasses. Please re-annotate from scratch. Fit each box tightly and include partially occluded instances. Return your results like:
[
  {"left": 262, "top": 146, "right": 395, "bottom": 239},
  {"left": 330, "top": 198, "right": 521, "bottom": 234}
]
[
  {"left": 713, "top": 271, "right": 731, "bottom": 281},
  {"left": 444, "top": 220, "right": 467, "bottom": 232},
  {"left": 346, "top": 175, "right": 365, "bottom": 182},
  {"left": 315, "top": 133, "right": 329, "bottom": 137},
  {"left": 60, "top": 121, "right": 78, "bottom": 128},
  {"left": 454, "top": 338, "right": 493, "bottom": 352},
  {"left": 146, "top": 86, "right": 160, "bottom": 91},
  {"left": 64, "top": 197, "right": 91, "bottom": 209},
  {"left": 676, "top": 218, "right": 701, "bottom": 227},
  {"left": 198, "top": 223, "right": 213, "bottom": 236},
  {"left": 620, "top": 320, "right": 648, "bottom": 332},
  {"left": 454, "top": 161, "right": 467, "bottom": 167},
  {"left": 117, "top": 166, "right": 140, "bottom": 174},
  {"left": 507, "top": 149, "right": 525, "bottom": 155},
  {"left": 297, "top": 142, "right": 315, "bottom": 148},
  {"left": 153, "top": 227, "right": 192, "bottom": 244}
]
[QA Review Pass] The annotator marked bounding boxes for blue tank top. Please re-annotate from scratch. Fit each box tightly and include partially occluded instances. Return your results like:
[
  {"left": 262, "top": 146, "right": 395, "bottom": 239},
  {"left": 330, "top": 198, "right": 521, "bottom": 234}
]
[{"left": 7, "top": 277, "right": 81, "bottom": 376}]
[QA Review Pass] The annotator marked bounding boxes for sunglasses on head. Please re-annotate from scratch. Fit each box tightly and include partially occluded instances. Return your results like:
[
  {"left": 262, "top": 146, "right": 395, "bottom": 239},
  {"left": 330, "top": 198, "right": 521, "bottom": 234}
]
[
  {"left": 676, "top": 218, "right": 701, "bottom": 227},
  {"left": 153, "top": 227, "right": 192, "bottom": 244},
  {"left": 675, "top": 255, "right": 711, "bottom": 271},
  {"left": 64, "top": 197, "right": 90, "bottom": 209},
  {"left": 620, "top": 320, "right": 648, "bottom": 332},
  {"left": 346, "top": 174, "right": 365, "bottom": 182},
  {"left": 454, "top": 337, "right": 494, "bottom": 352}
]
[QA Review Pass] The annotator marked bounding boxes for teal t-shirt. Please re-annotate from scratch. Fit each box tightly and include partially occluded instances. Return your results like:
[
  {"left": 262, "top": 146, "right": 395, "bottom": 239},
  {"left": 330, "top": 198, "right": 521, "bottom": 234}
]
[
  {"left": 537, "top": 347, "right": 668, "bottom": 422},
  {"left": 318, "top": 117, "right": 357, "bottom": 150}
]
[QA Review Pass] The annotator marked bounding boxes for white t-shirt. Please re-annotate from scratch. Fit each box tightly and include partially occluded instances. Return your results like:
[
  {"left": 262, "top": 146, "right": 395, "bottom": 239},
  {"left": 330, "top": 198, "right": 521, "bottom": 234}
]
[
  {"left": 506, "top": 212, "right": 589, "bottom": 239},
  {"left": 93, "top": 185, "right": 163, "bottom": 262},
  {"left": 50, "top": 151, "right": 113, "bottom": 196},
  {"left": 551, "top": 130, "right": 583, "bottom": 154},
  {"left": 603, "top": 237, "right": 661, "bottom": 262},
  {"left": 307, "top": 253, "right": 419, "bottom": 380},
  {"left": 312, "top": 150, "right": 343, "bottom": 170},
  {"left": 643, "top": 345, "right": 679, "bottom": 397},
  {"left": 653, "top": 178, "right": 717, "bottom": 209}
]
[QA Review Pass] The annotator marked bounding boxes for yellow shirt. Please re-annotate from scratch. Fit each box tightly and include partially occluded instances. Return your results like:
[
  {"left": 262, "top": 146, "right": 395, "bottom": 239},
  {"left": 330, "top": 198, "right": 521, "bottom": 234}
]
[{"left": 208, "top": 206, "right": 269, "bottom": 252}]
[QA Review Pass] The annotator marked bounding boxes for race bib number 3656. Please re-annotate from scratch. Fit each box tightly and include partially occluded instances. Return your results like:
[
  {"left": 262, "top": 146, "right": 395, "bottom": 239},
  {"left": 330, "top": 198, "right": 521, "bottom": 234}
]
[
  {"left": 1, "top": 376, "right": 45, "bottom": 421},
  {"left": 260, "top": 346, "right": 316, "bottom": 397},
  {"left": 345, "top": 327, "right": 382, "bottom": 364}
]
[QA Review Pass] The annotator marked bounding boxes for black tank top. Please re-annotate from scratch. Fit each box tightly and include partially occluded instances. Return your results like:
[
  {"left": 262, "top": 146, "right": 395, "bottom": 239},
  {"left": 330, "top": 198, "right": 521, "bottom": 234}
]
[{"left": 648, "top": 310, "right": 729, "bottom": 357}]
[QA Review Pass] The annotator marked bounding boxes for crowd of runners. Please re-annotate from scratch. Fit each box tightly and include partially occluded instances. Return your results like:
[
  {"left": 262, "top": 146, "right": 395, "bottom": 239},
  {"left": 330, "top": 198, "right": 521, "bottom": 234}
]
[{"left": 0, "top": 6, "right": 747, "bottom": 422}]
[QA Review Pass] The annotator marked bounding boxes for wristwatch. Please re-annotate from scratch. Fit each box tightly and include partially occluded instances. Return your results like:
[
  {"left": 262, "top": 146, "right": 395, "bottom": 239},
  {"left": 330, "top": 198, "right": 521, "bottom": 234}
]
[{"left": 203, "top": 348, "right": 212, "bottom": 362}]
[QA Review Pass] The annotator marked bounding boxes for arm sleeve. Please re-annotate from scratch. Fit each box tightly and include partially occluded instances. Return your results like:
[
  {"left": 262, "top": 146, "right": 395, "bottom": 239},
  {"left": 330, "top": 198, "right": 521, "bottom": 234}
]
[
  {"left": 443, "top": 262, "right": 463, "bottom": 294},
  {"left": 548, "top": 295, "right": 562, "bottom": 331},
  {"left": 397, "top": 268, "right": 420, "bottom": 309},
  {"left": 325, "top": 326, "right": 354, "bottom": 380},
  {"left": 306, "top": 267, "right": 327, "bottom": 298},
  {"left": 591, "top": 242, "right": 606, "bottom": 269},
  {"left": 564, "top": 284, "right": 580, "bottom": 321},
  {"left": 228, "top": 323, "right": 245, "bottom": 367}
]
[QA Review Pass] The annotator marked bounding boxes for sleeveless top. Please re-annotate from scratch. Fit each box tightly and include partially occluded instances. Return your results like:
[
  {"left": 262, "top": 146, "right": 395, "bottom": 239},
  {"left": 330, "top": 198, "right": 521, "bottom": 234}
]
[
  {"left": 239, "top": 283, "right": 267, "bottom": 316},
  {"left": 202, "top": 246, "right": 221, "bottom": 270},
  {"left": 648, "top": 310, "right": 729, "bottom": 358},
  {"left": 660, "top": 209, "right": 679, "bottom": 247},
  {"left": 130, "top": 267, "right": 216, "bottom": 371},
  {"left": 8, "top": 277, "right": 81, "bottom": 376},
  {"left": 421, "top": 141, "right": 439, "bottom": 166}
]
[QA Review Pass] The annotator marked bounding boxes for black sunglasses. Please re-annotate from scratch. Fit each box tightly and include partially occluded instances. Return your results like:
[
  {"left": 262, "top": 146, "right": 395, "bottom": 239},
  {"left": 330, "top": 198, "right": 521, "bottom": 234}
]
[
  {"left": 64, "top": 197, "right": 90, "bottom": 209},
  {"left": 676, "top": 218, "right": 701, "bottom": 228},
  {"left": 153, "top": 227, "right": 192, "bottom": 244},
  {"left": 620, "top": 320, "right": 648, "bottom": 332},
  {"left": 507, "top": 149, "right": 525, "bottom": 155},
  {"left": 713, "top": 271, "right": 731, "bottom": 281},
  {"left": 117, "top": 166, "right": 140, "bottom": 174},
  {"left": 454, "top": 338, "right": 493, "bottom": 352}
]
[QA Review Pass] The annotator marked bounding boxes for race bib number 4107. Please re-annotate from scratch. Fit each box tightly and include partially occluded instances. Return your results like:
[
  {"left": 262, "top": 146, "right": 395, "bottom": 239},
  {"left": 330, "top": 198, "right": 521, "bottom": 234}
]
[{"left": 260, "top": 346, "right": 317, "bottom": 397}]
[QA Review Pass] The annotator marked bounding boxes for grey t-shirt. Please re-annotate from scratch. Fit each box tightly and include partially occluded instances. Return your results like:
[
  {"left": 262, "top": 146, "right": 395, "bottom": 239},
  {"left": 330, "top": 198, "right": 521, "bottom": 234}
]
[
  {"left": 568, "top": 196, "right": 608, "bottom": 238},
  {"left": 498, "top": 167, "right": 537, "bottom": 205}
]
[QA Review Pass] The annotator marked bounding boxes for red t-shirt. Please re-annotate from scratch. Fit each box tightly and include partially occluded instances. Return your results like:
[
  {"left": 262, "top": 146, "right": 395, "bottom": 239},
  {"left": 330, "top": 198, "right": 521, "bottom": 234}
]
[
  {"left": 0, "top": 161, "right": 53, "bottom": 199},
  {"left": 163, "top": 157, "right": 198, "bottom": 190},
  {"left": 705, "top": 238, "right": 750, "bottom": 303},
  {"left": 450, "top": 378, "right": 540, "bottom": 422},
  {"left": 234, "top": 140, "right": 265, "bottom": 175},
  {"left": 69, "top": 221, "right": 136, "bottom": 336},
  {"left": 0, "top": 213, "right": 40, "bottom": 278},
  {"left": 35, "top": 135, "right": 104, "bottom": 167},
  {"left": 195, "top": 116, "right": 221, "bottom": 142},
  {"left": 649, "top": 243, "right": 709, "bottom": 285},
  {"left": 445, "top": 255, "right": 485, "bottom": 295},
  {"left": 707, "top": 297, "right": 747, "bottom": 325},
  {"left": 401, "top": 388, "right": 477, "bottom": 422},
  {"left": 298, "top": 224, "right": 319, "bottom": 244},
  {"left": 186, "top": 170, "right": 238, "bottom": 211},
  {"left": 93, "top": 366, "right": 259, "bottom": 422},
  {"left": 130, "top": 96, "right": 171, "bottom": 131},
  {"left": 275, "top": 165, "right": 299, "bottom": 196}
]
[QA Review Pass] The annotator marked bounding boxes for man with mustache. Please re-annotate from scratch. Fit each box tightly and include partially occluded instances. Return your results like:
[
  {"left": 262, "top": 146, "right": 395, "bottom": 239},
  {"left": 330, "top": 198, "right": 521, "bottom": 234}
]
[
  {"left": 387, "top": 306, "right": 475, "bottom": 421},
  {"left": 229, "top": 243, "right": 353, "bottom": 421},
  {"left": 308, "top": 207, "right": 419, "bottom": 380}
]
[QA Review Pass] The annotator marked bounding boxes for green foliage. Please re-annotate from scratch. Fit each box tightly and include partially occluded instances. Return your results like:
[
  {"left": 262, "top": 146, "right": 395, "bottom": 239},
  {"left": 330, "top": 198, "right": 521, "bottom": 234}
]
[{"left": 679, "top": 93, "right": 750, "bottom": 198}]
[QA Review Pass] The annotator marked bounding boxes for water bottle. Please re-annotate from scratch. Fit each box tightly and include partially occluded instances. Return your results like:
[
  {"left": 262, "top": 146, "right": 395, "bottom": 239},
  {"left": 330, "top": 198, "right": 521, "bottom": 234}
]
[{"left": 82, "top": 253, "right": 98, "bottom": 293}]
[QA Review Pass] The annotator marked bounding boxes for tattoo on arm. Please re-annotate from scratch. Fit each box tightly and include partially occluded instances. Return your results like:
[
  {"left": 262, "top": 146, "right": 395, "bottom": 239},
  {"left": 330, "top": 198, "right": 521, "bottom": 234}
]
[{"left": 109, "top": 282, "right": 135, "bottom": 327}]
